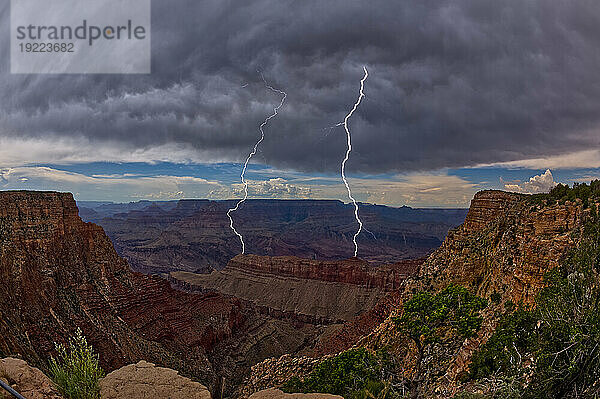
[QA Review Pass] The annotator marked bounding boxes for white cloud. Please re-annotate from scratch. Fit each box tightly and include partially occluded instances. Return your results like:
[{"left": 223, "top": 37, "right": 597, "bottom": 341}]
[
  {"left": 476, "top": 149, "right": 600, "bottom": 170},
  {"left": 0, "top": 136, "right": 226, "bottom": 167},
  {"left": 503, "top": 169, "right": 558, "bottom": 194},
  {"left": 1, "top": 164, "right": 481, "bottom": 207},
  {"left": 0, "top": 166, "right": 222, "bottom": 202},
  {"left": 353, "top": 173, "right": 480, "bottom": 208},
  {"left": 209, "top": 172, "right": 480, "bottom": 208},
  {"left": 209, "top": 178, "right": 313, "bottom": 199}
]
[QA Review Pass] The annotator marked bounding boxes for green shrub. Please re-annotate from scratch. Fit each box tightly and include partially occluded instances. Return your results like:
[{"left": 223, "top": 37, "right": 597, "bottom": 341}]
[
  {"left": 529, "top": 180, "right": 600, "bottom": 206},
  {"left": 351, "top": 380, "right": 398, "bottom": 399},
  {"left": 281, "top": 348, "right": 396, "bottom": 398},
  {"left": 489, "top": 291, "right": 502, "bottom": 304},
  {"left": 468, "top": 308, "right": 537, "bottom": 380},
  {"left": 49, "top": 328, "right": 104, "bottom": 399},
  {"left": 452, "top": 393, "right": 488, "bottom": 399},
  {"left": 393, "top": 285, "right": 487, "bottom": 398}
]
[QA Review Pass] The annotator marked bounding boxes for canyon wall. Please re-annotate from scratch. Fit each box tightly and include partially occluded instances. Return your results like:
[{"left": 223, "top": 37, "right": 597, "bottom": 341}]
[
  {"left": 421, "top": 190, "right": 583, "bottom": 304},
  {"left": 0, "top": 191, "right": 239, "bottom": 387},
  {"left": 169, "top": 255, "right": 421, "bottom": 323}
]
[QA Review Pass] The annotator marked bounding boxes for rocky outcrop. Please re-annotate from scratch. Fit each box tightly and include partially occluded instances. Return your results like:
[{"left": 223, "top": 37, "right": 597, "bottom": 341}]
[
  {"left": 421, "top": 190, "right": 584, "bottom": 304},
  {"left": 100, "top": 361, "right": 211, "bottom": 399},
  {"left": 242, "top": 191, "right": 592, "bottom": 395},
  {"left": 169, "top": 256, "right": 421, "bottom": 323},
  {"left": 89, "top": 199, "right": 466, "bottom": 274},
  {"left": 249, "top": 389, "right": 342, "bottom": 399},
  {"left": 462, "top": 190, "right": 524, "bottom": 231},
  {"left": 310, "top": 289, "right": 407, "bottom": 356},
  {"left": 224, "top": 255, "right": 419, "bottom": 290},
  {"left": 0, "top": 358, "right": 63, "bottom": 399},
  {"left": 358, "top": 191, "right": 590, "bottom": 388},
  {"left": 0, "top": 191, "right": 246, "bottom": 388}
]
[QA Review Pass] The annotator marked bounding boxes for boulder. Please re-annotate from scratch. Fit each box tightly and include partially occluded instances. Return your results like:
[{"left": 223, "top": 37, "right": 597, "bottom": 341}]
[
  {"left": 0, "top": 357, "right": 63, "bottom": 399},
  {"left": 99, "top": 361, "right": 211, "bottom": 399}
]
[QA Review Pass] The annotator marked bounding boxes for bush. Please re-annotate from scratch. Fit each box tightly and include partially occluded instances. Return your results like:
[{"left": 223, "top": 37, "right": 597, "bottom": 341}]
[
  {"left": 394, "top": 285, "right": 487, "bottom": 398},
  {"left": 468, "top": 308, "right": 537, "bottom": 380},
  {"left": 281, "top": 348, "right": 397, "bottom": 398},
  {"left": 490, "top": 292, "right": 502, "bottom": 304},
  {"left": 351, "top": 380, "right": 398, "bottom": 399},
  {"left": 49, "top": 328, "right": 104, "bottom": 399},
  {"left": 529, "top": 180, "right": 600, "bottom": 207}
]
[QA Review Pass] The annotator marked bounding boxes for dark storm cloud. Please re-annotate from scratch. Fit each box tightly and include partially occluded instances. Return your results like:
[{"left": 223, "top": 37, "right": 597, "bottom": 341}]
[{"left": 2, "top": 0, "right": 600, "bottom": 173}]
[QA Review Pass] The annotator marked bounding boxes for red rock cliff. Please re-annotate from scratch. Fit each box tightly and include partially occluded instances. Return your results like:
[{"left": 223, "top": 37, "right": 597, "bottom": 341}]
[
  {"left": 226, "top": 254, "right": 420, "bottom": 291},
  {"left": 242, "top": 190, "right": 591, "bottom": 396},
  {"left": 0, "top": 191, "right": 245, "bottom": 389},
  {"left": 422, "top": 190, "right": 584, "bottom": 304}
]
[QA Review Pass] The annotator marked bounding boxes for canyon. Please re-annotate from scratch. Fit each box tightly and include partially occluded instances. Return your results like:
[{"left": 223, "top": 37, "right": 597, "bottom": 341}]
[
  {"left": 0, "top": 192, "right": 324, "bottom": 395},
  {"left": 0, "top": 191, "right": 424, "bottom": 397},
  {"left": 169, "top": 255, "right": 422, "bottom": 323},
  {"left": 79, "top": 199, "right": 466, "bottom": 274},
  {"left": 2, "top": 188, "right": 586, "bottom": 398}
]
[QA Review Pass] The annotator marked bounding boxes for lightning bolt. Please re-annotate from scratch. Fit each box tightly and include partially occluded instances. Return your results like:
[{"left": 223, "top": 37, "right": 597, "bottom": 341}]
[
  {"left": 339, "top": 66, "right": 368, "bottom": 257},
  {"left": 227, "top": 77, "right": 287, "bottom": 254}
]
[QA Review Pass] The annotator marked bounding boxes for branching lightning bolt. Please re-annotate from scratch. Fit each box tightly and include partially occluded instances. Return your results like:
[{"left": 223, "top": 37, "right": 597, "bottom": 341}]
[
  {"left": 339, "top": 66, "right": 368, "bottom": 257},
  {"left": 227, "top": 78, "right": 287, "bottom": 254}
]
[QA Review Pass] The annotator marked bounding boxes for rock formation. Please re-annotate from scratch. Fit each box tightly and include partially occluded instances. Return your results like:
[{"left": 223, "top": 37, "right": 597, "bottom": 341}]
[
  {"left": 0, "top": 191, "right": 242, "bottom": 388},
  {"left": 169, "top": 255, "right": 421, "bottom": 323},
  {"left": 421, "top": 190, "right": 583, "bottom": 304},
  {"left": 0, "top": 191, "right": 324, "bottom": 395},
  {"left": 0, "top": 358, "right": 63, "bottom": 399},
  {"left": 100, "top": 360, "right": 211, "bottom": 399},
  {"left": 238, "top": 355, "right": 322, "bottom": 398}
]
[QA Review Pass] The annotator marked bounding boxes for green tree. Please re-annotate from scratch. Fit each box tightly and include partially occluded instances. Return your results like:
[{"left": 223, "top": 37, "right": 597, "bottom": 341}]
[
  {"left": 393, "top": 285, "right": 487, "bottom": 399},
  {"left": 49, "top": 328, "right": 104, "bottom": 399}
]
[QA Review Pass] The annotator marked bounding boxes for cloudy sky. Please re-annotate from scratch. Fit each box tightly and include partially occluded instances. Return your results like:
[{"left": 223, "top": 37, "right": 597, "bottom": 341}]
[{"left": 1, "top": 0, "right": 600, "bottom": 207}]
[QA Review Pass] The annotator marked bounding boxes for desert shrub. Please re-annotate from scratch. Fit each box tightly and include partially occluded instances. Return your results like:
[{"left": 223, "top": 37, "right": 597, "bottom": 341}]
[
  {"left": 48, "top": 328, "right": 104, "bottom": 399},
  {"left": 452, "top": 393, "right": 488, "bottom": 399},
  {"left": 468, "top": 307, "right": 537, "bottom": 380},
  {"left": 489, "top": 291, "right": 502, "bottom": 304},
  {"left": 281, "top": 348, "right": 397, "bottom": 398},
  {"left": 529, "top": 180, "right": 600, "bottom": 207},
  {"left": 393, "top": 285, "right": 487, "bottom": 398},
  {"left": 350, "top": 380, "right": 398, "bottom": 399}
]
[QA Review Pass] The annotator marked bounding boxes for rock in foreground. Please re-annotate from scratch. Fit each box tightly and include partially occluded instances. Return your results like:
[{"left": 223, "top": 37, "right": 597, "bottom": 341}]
[
  {"left": 100, "top": 361, "right": 211, "bottom": 399},
  {"left": 0, "top": 358, "right": 63, "bottom": 399}
]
